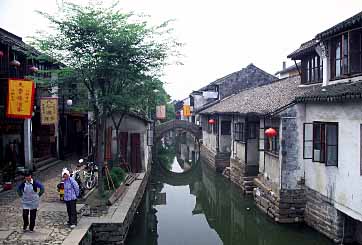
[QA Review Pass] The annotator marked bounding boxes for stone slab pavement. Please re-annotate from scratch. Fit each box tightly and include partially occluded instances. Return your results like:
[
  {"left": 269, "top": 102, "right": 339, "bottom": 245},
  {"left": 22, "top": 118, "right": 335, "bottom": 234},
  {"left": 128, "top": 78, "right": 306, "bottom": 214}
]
[{"left": 0, "top": 158, "right": 87, "bottom": 245}]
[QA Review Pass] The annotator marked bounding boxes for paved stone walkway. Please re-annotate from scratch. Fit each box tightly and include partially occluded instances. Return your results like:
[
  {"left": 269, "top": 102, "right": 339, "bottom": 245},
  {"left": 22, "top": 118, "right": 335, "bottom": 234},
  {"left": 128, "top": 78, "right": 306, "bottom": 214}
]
[{"left": 0, "top": 158, "right": 86, "bottom": 245}]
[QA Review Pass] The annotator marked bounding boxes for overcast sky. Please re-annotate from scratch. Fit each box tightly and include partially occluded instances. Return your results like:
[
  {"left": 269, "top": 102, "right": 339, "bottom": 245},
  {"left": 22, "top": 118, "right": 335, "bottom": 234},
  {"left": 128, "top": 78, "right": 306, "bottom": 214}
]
[{"left": 0, "top": 0, "right": 361, "bottom": 100}]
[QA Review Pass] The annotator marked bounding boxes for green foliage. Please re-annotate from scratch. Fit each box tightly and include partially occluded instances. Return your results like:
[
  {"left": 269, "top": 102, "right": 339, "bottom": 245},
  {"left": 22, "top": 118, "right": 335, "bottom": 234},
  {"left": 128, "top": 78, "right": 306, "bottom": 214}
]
[
  {"left": 104, "top": 167, "right": 126, "bottom": 190},
  {"left": 156, "top": 143, "right": 176, "bottom": 170},
  {"left": 30, "top": 1, "right": 182, "bottom": 118}
]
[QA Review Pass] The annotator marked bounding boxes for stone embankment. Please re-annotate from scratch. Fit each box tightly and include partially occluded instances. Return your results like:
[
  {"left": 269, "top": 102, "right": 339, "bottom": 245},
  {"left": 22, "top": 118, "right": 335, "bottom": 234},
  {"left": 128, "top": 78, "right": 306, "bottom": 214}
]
[{"left": 62, "top": 171, "right": 149, "bottom": 245}]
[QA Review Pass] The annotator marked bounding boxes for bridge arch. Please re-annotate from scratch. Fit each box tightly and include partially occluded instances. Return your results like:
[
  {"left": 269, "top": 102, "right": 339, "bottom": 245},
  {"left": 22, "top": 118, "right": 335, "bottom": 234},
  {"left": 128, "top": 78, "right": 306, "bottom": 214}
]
[{"left": 155, "top": 119, "right": 202, "bottom": 140}]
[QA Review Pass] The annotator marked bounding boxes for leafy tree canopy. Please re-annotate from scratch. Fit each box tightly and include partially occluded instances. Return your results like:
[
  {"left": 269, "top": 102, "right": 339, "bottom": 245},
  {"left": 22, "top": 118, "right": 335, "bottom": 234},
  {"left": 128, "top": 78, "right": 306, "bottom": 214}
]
[{"left": 31, "top": 0, "right": 182, "bottom": 117}]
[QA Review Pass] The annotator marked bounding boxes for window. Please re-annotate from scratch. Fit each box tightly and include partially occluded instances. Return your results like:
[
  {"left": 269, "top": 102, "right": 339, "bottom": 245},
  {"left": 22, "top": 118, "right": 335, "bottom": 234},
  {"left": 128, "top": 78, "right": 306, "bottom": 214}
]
[
  {"left": 303, "top": 123, "right": 313, "bottom": 159},
  {"left": 331, "top": 30, "right": 362, "bottom": 79},
  {"left": 234, "top": 122, "right": 245, "bottom": 142},
  {"left": 350, "top": 30, "right": 362, "bottom": 74},
  {"left": 221, "top": 121, "right": 231, "bottom": 135},
  {"left": 265, "top": 127, "right": 279, "bottom": 155},
  {"left": 302, "top": 54, "right": 323, "bottom": 84},
  {"left": 303, "top": 122, "right": 338, "bottom": 166}
]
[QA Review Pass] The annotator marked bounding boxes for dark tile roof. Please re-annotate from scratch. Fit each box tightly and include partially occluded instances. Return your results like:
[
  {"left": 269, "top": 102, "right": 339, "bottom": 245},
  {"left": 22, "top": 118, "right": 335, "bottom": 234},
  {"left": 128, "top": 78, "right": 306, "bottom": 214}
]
[
  {"left": 198, "top": 63, "right": 277, "bottom": 92},
  {"left": 199, "top": 75, "right": 320, "bottom": 116},
  {"left": 287, "top": 39, "right": 319, "bottom": 59},
  {"left": 317, "top": 11, "right": 362, "bottom": 40},
  {"left": 0, "top": 28, "right": 40, "bottom": 55},
  {"left": 295, "top": 79, "right": 362, "bottom": 103}
]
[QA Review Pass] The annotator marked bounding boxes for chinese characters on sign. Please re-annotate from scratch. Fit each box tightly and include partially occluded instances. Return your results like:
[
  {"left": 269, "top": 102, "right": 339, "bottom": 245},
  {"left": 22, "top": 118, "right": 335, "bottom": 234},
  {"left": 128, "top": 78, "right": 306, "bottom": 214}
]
[
  {"left": 6, "top": 79, "right": 35, "bottom": 119},
  {"left": 156, "top": 105, "right": 166, "bottom": 120},
  {"left": 183, "top": 105, "right": 191, "bottom": 117},
  {"left": 40, "top": 98, "right": 58, "bottom": 125}
]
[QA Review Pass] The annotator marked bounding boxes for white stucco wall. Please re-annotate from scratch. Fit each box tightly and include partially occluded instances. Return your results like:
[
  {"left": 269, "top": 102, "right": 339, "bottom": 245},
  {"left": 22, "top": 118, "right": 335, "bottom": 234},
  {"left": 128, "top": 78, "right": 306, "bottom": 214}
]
[
  {"left": 193, "top": 94, "right": 209, "bottom": 111},
  {"left": 202, "top": 130, "right": 217, "bottom": 153},
  {"left": 234, "top": 142, "right": 246, "bottom": 163},
  {"left": 264, "top": 153, "right": 280, "bottom": 190},
  {"left": 258, "top": 118, "right": 282, "bottom": 192},
  {"left": 303, "top": 102, "right": 362, "bottom": 221},
  {"left": 106, "top": 113, "right": 150, "bottom": 171}
]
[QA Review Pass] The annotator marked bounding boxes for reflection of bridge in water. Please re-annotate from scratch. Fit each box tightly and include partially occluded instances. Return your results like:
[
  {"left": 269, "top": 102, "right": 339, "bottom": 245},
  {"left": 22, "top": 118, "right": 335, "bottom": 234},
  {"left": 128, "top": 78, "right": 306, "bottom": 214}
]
[{"left": 153, "top": 158, "right": 202, "bottom": 186}]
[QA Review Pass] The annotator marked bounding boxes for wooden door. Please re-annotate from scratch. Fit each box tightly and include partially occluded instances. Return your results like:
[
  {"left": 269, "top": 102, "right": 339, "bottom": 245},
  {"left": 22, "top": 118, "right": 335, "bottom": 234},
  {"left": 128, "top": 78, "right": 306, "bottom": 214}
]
[
  {"left": 130, "top": 133, "right": 142, "bottom": 173},
  {"left": 119, "top": 132, "right": 128, "bottom": 162}
]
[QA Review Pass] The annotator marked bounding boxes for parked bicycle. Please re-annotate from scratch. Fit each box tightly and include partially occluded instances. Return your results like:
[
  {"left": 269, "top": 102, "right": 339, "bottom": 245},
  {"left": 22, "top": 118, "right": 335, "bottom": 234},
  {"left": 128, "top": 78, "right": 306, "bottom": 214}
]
[{"left": 80, "top": 158, "right": 98, "bottom": 190}]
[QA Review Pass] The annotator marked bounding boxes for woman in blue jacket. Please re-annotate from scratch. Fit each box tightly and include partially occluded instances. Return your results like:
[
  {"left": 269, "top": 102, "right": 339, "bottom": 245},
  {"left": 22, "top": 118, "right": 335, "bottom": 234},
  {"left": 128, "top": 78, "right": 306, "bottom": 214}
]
[
  {"left": 62, "top": 168, "right": 79, "bottom": 228},
  {"left": 17, "top": 171, "right": 44, "bottom": 232}
]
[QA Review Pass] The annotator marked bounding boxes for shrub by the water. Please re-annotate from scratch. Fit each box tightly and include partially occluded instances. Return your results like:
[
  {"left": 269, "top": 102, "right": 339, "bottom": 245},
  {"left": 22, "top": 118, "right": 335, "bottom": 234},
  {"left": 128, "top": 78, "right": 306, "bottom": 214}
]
[{"left": 104, "top": 167, "right": 126, "bottom": 190}]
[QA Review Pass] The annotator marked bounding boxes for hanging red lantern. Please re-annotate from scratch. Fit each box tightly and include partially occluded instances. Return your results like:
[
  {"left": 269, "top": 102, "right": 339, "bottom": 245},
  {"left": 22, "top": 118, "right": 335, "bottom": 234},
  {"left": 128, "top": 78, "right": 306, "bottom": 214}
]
[
  {"left": 265, "top": 128, "right": 277, "bottom": 138},
  {"left": 10, "top": 59, "right": 20, "bottom": 67},
  {"left": 208, "top": 119, "right": 216, "bottom": 125},
  {"left": 29, "top": 66, "right": 39, "bottom": 73},
  {"left": 0, "top": 51, "right": 4, "bottom": 58}
]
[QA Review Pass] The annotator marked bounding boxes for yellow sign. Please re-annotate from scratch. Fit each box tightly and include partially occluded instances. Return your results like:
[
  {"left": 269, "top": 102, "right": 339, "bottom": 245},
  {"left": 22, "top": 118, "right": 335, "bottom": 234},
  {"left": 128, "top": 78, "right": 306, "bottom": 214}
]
[
  {"left": 183, "top": 105, "right": 191, "bottom": 117},
  {"left": 6, "top": 79, "right": 35, "bottom": 119},
  {"left": 40, "top": 98, "right": 59, "bottom": 125}
]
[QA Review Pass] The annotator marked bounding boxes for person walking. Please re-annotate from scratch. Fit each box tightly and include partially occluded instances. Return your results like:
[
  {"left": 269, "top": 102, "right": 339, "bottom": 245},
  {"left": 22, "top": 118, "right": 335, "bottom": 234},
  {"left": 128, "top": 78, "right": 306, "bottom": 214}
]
[
  {"left": 17, "top": 171, "right": 44, "bottom": 232},
  {"left": 62, "top": 168, "right": 79, "bottom": 228}
]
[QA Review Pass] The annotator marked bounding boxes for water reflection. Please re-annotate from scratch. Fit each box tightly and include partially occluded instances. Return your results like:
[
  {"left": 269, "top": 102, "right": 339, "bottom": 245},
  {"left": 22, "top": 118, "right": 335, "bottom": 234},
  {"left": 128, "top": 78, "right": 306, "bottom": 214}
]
[
  {"left": 126, "top": 132, "right": 333, "bottom": 245},
  {"left": 156, "top": 130, "right": 200, "bottom": 173}
]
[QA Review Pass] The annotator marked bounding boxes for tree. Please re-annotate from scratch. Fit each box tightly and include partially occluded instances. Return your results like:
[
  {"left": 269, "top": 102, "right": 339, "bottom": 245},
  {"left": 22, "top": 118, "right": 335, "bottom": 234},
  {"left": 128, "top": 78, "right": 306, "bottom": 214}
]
[{"left": 32, "top": 1, "right": 181, "bottom": 192}]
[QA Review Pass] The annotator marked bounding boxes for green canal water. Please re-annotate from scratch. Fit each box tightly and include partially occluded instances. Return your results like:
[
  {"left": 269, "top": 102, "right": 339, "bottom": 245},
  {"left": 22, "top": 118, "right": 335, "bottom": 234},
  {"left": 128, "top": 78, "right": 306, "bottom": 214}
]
[{"left": 125, "top": 132, "right": 334, "bottom": 245}]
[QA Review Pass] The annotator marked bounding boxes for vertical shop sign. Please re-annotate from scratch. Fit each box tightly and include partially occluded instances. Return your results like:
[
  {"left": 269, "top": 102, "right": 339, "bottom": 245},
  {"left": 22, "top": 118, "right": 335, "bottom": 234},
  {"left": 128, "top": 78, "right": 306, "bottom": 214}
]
[
  {"left": 40, "top": 97, "right": 59, "bottom": 125},
  {"left": 183, "top": 105, "right": 191, "bottom": 117},
  {"left": 156, "top": 105, "right": 166, "bottom": 120},
  {"left": 6, "top": 79, "right": 35, "bottom": 119}
]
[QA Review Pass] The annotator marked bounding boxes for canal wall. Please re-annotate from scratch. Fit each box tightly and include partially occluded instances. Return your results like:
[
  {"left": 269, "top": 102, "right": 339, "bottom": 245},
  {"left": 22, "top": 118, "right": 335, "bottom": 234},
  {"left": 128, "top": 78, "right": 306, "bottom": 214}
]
[
  {"left": 200, "top": 144, "right": 230, "bottom": 172},
  {"left": 304, "top": 187, "right": 355, "bottom": 243},
  {"left": 253, "top": 177, "right": 305, "bottom": 223},
  {"left": 62, "top": 170, "right": 150, "bottom": 245},
  {"left": 230, "top": 158, "right": 257, "bottom": 195}
]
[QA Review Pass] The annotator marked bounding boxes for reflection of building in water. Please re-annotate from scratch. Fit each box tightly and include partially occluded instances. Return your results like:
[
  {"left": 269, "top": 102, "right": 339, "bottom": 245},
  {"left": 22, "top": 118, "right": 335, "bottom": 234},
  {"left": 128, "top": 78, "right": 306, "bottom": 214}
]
[
  {"left": 160, "top": 130, "right": 175, "bottom": 147},
  {"left": 190, "top": 162, "right": 315, "bottom": 245},
  {"left": 154, "top": 192, "right": 167, "bottom": 206},
  {"left": 127, "top": 184, "right": 159, "bottom": 245},
  {"left": 175, "top": 130, "right": 200, "bottom": 171}
]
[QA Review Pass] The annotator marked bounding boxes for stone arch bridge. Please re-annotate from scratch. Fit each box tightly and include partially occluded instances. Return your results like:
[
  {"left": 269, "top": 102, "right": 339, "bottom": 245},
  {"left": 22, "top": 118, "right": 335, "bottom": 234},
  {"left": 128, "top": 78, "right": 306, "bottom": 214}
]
[{"left": 154, "top": 119, "right": 202, "bottom": 140}]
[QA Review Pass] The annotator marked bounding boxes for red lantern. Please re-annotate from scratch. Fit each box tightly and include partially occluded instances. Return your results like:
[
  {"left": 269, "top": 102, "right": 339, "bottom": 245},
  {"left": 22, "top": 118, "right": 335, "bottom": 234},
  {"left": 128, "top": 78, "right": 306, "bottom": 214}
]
[
  {"left": 0, "top": 51, "right": 4, "bottom": 58},
  {"left": 10, "top": 59, "right": 20, "bottom": 67},
  {"left": 265, "top": 128, "right": 277, "bottom": 138},
  {"left": 208, "top": 119, "right": 216, "bottom": 125},
  {"left": 29, "top": 66, "right": 39, "bottom": 73}
]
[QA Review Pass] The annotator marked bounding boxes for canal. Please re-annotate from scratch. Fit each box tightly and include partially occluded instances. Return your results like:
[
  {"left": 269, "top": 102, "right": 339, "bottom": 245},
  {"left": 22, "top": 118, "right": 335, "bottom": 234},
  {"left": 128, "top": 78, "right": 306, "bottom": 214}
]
[{"left": 125, "top": 130, "right": 334, "bottom": 245}]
